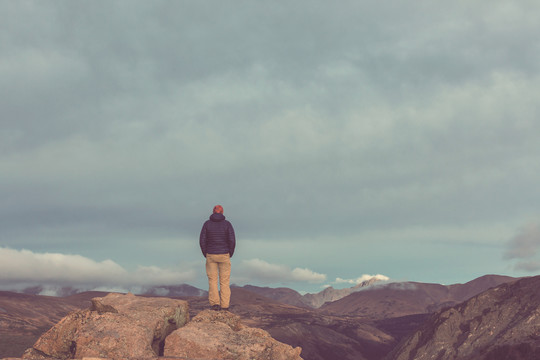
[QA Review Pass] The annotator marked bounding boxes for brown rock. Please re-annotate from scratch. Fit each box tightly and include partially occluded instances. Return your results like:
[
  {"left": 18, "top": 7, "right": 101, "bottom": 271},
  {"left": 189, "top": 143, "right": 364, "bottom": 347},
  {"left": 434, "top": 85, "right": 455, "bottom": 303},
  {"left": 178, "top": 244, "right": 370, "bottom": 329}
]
[
  {"left": 22, "top": 293, "right": 189, "bottom": 359},
  {"left": 164, "top": 310, "right": 303, "bottom": 360}
]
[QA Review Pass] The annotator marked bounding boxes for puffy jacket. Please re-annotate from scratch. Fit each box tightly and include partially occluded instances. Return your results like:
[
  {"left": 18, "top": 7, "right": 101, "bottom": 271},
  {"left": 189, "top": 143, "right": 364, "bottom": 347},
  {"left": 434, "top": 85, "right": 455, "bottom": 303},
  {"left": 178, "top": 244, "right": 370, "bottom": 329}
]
[{"left": 199, "top": 213, "right": 236, "bottom": 257}]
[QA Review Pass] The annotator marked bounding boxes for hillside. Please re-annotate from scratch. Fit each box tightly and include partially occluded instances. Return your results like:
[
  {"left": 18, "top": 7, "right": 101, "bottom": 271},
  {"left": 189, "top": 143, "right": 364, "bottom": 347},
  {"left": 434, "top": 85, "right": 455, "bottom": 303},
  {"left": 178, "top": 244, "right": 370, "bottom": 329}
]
[
  {"left": 388, "top": 275, "right": 540, "bottom": 360},
  {"left": 320, "top": 275, "right": 517, "bottom": 318}
]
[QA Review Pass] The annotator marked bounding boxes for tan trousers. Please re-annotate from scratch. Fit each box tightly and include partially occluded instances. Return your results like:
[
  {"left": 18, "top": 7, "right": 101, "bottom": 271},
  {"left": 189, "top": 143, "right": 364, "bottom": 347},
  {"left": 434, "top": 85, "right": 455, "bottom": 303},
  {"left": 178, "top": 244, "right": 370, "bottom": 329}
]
[{"left": 205, "top": 253, "right": 231, "bottom": 308}]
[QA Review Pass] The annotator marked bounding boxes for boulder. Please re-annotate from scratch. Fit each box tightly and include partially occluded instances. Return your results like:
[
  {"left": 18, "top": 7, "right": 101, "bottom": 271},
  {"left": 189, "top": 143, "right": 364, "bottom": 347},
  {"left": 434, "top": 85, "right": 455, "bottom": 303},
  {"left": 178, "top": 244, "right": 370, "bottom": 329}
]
[
  {"left": 22, "top": 293, "right": 189, "bottom": 359},
  {"left": 164, "top": 309, "right": 303, "bottom": 360}
]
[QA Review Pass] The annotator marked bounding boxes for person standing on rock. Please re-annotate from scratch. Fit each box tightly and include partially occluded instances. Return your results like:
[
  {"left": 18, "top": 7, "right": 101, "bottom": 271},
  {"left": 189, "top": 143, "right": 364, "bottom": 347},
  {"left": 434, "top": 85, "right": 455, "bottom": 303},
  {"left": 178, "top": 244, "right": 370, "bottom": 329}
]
[{"left": 199, "top": 205, "right": 236, "bottom": 311}]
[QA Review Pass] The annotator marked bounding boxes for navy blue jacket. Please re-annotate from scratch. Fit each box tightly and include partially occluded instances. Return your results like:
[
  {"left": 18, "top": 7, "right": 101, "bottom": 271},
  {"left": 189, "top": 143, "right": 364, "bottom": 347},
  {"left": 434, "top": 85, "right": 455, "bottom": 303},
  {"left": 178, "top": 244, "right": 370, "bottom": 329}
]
[{"left": 199, "top": 213, "right": 236, "bottom": 257}]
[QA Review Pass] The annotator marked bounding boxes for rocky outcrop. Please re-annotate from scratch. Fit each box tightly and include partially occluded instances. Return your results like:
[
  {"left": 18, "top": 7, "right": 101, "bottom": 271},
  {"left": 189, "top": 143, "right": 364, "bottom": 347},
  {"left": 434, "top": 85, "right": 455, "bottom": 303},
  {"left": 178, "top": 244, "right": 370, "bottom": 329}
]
[
  {"left": 388, "top": 276, "right": 540, "bottom": 360},
  {"left": 20, "top": 292, "right": 302, "bottom": 360},
  {"left": 22, "top": 293, "right": 189, "bottom": 359},
  {"left": 164, "top": 309, "right": 303, "bottom": 360}
]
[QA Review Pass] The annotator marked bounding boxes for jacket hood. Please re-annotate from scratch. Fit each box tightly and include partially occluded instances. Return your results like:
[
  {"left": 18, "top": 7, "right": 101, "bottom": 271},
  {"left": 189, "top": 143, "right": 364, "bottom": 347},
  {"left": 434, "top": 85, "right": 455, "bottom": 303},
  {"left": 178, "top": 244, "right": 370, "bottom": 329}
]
[{"left": 210, "top": 213, "right": 226, "bottom": 222}]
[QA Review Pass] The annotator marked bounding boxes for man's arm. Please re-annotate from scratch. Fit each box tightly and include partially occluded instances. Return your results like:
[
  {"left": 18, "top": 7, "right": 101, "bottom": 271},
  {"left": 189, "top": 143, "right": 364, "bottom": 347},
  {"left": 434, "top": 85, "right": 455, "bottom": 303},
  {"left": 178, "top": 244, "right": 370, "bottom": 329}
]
[
  {"left": 228, "top": 222, "right": 236, "bottom": 258},
  {"left": 199, "top": 223, "right": 207, "bottom": 257}
]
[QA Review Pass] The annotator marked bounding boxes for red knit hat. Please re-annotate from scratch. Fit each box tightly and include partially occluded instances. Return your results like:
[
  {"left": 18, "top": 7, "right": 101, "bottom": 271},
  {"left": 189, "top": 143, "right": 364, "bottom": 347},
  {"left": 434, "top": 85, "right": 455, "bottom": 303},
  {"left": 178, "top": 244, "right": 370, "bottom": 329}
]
[{"left": 213, "top": 205, "right": 224, "bottom": 214}]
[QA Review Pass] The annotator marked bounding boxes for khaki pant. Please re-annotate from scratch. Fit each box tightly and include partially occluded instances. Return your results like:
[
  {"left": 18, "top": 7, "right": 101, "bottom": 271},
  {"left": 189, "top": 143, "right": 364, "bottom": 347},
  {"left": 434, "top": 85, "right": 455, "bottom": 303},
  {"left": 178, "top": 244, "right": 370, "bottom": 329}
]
[{"left": 205, "top": 253, "right": 231, "bottom": 308}]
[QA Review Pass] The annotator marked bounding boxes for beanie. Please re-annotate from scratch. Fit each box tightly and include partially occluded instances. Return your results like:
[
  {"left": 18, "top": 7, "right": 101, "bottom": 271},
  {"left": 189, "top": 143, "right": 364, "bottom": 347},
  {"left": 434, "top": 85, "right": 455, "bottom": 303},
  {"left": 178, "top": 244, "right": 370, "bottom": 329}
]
[{"left": 213, "top": 205, "right": 224, "bottom": 214}]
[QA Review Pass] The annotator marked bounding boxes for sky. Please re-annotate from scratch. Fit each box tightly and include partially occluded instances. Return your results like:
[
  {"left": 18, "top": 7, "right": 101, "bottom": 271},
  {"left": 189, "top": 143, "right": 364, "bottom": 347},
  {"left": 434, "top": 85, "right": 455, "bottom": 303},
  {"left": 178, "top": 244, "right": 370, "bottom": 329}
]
[{"left": 1, "top": 1, "right": 540, "bottom": 295}]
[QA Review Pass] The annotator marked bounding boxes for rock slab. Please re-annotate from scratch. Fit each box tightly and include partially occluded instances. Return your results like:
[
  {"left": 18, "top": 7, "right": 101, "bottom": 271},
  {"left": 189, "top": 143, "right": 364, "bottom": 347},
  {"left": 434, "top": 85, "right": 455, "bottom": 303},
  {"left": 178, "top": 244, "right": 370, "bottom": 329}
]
[
  {"left": 164, "top": 309, "right": 303, "bottom": 360},
  {"left": 22, "top": 293, "right": 189, "bottom": 359}
]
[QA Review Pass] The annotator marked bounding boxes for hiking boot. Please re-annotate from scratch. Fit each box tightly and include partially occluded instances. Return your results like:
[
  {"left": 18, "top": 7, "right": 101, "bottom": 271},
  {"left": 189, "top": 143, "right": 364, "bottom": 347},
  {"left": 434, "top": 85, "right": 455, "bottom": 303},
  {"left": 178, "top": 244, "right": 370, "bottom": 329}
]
[{"left": 211, "top": 305, "right": 221, "bottom": 311}]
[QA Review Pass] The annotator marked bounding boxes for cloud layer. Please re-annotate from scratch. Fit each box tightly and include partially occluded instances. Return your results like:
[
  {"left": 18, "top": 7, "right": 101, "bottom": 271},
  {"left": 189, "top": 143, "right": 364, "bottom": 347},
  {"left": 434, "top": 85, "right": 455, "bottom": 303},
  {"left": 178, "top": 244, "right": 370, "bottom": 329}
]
[
  {"left": 234, "top": 258, "right": 327, "bottom": 285},
  {"left": 503, "top": 222, "right": 540, "bottom": 272},
  {"left": 1, "top": 1, "right": 539, "bottom": 287},
  {"left": 335, "top": 274, "right": 390, "bottom": 285},
  {"left": 0, "top": 247, "right": 331, "bottom": 294},
  {"left": 0, "top": 247, "right": 195, "bottom": 291}
]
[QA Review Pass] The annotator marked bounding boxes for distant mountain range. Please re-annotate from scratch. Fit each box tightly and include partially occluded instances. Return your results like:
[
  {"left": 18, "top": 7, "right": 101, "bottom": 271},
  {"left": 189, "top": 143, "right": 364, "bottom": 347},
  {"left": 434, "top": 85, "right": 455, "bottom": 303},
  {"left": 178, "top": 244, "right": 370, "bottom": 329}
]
[
  {"left": 235, "top": 274, "right": 516, "bottom": 315},
  {"left": 238, "top": 276, "right": 385, "bottom": 309},
  {"left": 17, "top": 283, "right": 208, "bottom": 298},
  {"left": 319, "top": 274, "right": 517, "bottom": 318},
  {"left": 14, "top": 278, "right": 383, "bottom": 307},
  {"left": 2, "top": 274, "right": 538, "bottom": 360},
  {"left": 141, "top": 284, "right": 208, "bottom": 297}
]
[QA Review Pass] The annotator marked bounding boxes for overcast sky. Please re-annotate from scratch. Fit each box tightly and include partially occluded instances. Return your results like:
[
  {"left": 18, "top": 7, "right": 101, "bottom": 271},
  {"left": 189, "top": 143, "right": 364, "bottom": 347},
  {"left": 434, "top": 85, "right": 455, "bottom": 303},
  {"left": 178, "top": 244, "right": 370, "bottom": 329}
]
[{"left": 1, "top": 1, "right": 540, "bottom": 294}]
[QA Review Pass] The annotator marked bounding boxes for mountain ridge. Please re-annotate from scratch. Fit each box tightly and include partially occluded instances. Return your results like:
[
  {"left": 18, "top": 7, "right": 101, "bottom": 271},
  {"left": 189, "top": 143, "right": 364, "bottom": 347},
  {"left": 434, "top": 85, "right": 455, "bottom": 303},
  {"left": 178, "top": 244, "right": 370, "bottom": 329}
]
[
  {"left": 320, "top": 274, "right": 518, "bottom": 318},
  {"left": 238, "top": 276, "right": 387, "bottom": 309},
  {"left": 387, "top": 275, "right": 540, "bottom": 360}
]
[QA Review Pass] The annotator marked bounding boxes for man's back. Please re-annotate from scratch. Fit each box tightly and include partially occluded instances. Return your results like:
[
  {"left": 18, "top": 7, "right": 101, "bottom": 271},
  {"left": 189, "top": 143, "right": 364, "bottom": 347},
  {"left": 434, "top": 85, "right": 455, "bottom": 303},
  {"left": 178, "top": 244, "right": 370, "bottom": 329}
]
[{"left": 200, "top": 212, "right": 236, "bottom": 257}]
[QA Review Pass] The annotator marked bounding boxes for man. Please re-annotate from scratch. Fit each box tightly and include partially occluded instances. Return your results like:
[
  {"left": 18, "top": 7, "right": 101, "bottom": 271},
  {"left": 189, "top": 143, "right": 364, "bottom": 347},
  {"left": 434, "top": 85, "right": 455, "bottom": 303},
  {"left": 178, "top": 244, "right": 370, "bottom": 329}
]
[{"left": 199, "top": 205, "right": 236, "bottom": 311}]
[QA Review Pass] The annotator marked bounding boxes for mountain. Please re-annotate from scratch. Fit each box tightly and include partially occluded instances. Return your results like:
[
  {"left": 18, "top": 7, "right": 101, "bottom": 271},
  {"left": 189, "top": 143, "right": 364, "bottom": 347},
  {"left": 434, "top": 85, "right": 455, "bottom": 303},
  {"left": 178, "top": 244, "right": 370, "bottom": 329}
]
[
  {"left": 15, "top": 283, "right": 208, "bottom": 298},
  {"left": 0, "top": 275, "right": 523, "bottom": 360},
  {"left": 239, "top": 285, "right": 311, "bottom": 308},
  {"left": 388, "top": 275, "right": 540, "bottom": 360},
  {"left": 320, "top": 275, "right": 517, "bottom": 319},
  {"left": 446, "top": 274, "right": 517, "bottom": 302},
  {"left": 303, "top": 277, "right": 384, "bottom": 308},
  {"left": 241, "top": 277, "right": 385, "bottom": 309},
  {"left": 320, "top": 282, "right": 452, "bottom": 318},
  {"left": 142, "top": 284, "right": 208, "bottom": 297}
]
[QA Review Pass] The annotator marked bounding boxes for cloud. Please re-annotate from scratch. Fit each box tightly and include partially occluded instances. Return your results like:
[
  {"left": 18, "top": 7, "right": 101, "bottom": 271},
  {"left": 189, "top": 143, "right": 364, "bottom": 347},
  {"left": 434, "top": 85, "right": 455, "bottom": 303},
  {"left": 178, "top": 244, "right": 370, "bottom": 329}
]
[
  {"left": 1, "top": 1, "right": 540, "bottom": 287},
  {"left": 503, "top": 222, "right": 540, "bottom": 272},
  {"left": 0, "top": 247, "right": 195, "bottom": 291},
  {"left": 335, "top": 274, "right": 390, "bottom": 285},
  {"left": 503, "top": 223, "right": 540, "bottom": 260},
  {"left": 385, "top": 282, "right": 419, "bottom": 291},
  {"left": 235, "top": 258, "right": 326, "bottom": 285},
  {"left": 514, "top": 261, "right": 540, "bottom": 272}
]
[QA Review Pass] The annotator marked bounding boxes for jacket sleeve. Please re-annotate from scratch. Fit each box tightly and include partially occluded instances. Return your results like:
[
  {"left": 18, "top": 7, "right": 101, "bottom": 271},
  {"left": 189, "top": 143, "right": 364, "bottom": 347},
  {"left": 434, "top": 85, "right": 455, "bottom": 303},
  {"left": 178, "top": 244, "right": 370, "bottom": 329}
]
[
  {"left": 199, "top": 222, "right": 207, "bottom": 257},
  {"left": 228, "top": 222, "right": 236, "bottom": 258}
]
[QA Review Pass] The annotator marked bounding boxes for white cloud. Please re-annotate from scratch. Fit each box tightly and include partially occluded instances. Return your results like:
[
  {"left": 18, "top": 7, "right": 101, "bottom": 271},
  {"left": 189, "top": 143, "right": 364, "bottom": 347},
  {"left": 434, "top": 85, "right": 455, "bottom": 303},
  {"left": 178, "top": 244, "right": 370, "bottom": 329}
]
[
  {"left": 514, "top": 260, "right": 540, "bottom": 272},
  {"left": 0, "top": 247, "right": 195, "bottom": 290},
  {"left": 503, "top": 222, "right": 540, "bottom": 260},
  {"left": 1, "top": 1, "right": 540, "bottom": 287},
  {"left": 504, "top": 222, "right": 540, "bottom": 272},
  {"left": 335, "top": 274, "right": 390, "bottom": 285},
  {"left": 235, "top": 258, "right": 326, "bottom": 285},
  {"left": 290, "top": 267, "right": 327, "bottom": 283}
]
